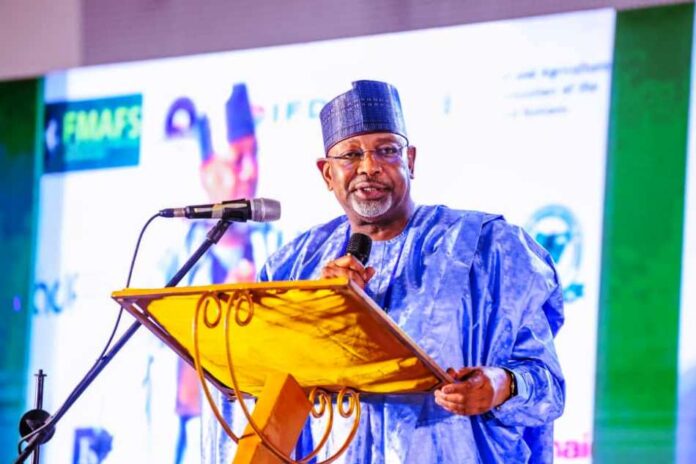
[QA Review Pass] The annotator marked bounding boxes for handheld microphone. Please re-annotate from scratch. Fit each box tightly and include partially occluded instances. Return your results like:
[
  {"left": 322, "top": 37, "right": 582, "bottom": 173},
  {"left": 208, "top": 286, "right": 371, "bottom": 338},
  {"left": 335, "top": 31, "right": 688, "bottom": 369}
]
[
  {"left": 159, "top": 198, "right": 281, "bottom": 222},
  {"left": 346, "top": 233, "right": 372, "bottom": 265}
]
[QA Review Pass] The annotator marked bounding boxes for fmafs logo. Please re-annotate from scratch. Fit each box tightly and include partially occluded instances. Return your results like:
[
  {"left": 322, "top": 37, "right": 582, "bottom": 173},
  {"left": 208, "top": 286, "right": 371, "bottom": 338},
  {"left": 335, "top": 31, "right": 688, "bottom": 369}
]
[{"left": 45, "top": 95, "right": 142, "bottom": 173}]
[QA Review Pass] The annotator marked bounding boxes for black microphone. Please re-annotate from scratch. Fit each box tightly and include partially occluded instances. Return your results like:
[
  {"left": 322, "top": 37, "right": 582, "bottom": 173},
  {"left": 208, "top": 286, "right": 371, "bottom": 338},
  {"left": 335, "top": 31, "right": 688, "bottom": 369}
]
[
  {"left": 346, "top": 233, "right": 372, "bottom": 265},
  {"left": 159, "top": 198, "right": 281, "bottom": 222}
]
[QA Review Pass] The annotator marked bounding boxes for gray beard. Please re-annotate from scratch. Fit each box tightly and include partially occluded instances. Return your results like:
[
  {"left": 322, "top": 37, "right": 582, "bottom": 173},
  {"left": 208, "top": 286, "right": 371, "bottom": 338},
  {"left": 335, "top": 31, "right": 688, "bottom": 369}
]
[{"left": 349, "top": 195, "right": 393, "bottom": 218}]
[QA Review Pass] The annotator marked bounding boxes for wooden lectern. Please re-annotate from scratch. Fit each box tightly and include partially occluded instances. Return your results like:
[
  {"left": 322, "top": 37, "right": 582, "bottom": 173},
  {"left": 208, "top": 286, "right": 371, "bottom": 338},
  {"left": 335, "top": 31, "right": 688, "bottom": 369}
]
[{"left": 112, "top": 278, "right": 450, "bottom": 464}]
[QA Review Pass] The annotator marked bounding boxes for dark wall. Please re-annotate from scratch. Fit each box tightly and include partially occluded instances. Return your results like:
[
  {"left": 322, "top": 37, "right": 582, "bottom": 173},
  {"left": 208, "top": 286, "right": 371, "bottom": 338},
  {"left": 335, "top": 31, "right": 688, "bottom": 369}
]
[
  {"left": 0, "top": 0, "right": 688, "bottom": 79},
  {"left": 82, "top": 0, "right": 688, "bottom": 66}
]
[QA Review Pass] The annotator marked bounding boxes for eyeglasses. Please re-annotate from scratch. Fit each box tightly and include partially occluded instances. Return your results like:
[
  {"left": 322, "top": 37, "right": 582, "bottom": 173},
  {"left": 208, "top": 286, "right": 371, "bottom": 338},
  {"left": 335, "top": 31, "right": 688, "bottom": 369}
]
[{"left": 326, "top": 143, "right": 407, "bottom": 167}]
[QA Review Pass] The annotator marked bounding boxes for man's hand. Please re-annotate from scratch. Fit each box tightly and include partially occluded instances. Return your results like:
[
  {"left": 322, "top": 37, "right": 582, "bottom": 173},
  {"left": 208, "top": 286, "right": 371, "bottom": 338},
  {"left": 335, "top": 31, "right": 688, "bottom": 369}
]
[
  {"left": 433, "top": 367, "right": 512, "bottom": 416},
  {"left": 321, "top": 255, "right": 376, "bottom": 289}
]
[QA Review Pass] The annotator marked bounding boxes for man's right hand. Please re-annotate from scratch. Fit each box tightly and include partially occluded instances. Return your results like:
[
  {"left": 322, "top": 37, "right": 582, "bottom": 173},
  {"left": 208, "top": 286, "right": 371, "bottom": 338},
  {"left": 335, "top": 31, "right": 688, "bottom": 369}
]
[{"left": 320, "top": 255, "right": 376, "bottom": 289}]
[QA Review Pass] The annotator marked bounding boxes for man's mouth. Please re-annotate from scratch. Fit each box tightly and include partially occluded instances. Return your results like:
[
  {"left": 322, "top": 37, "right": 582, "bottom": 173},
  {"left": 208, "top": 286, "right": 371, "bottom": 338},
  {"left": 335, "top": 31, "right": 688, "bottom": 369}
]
[{"left": 351, "top": 182, "right": 390, "bottom": 200}]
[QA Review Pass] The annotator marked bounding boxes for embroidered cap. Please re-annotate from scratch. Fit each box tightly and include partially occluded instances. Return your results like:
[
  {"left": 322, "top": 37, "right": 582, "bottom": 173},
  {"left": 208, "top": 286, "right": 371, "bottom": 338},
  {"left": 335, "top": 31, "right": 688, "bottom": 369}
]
[{"left": 320, "top": 80, "right": 408, "bottom": 153}]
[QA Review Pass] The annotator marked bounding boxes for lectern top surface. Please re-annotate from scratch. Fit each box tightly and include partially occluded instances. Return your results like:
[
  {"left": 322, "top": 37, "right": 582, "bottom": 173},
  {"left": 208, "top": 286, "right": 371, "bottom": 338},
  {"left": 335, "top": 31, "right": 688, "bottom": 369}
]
[{"left": 113, "top": 278, "right": 450, "bottom": 397}]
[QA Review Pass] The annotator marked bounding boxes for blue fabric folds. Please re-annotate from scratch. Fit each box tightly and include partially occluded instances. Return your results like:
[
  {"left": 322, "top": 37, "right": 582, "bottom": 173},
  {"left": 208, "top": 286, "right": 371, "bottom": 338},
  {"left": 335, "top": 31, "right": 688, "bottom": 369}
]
[{"left": 256, "top": 205, "right": 565, "bottom": 464}]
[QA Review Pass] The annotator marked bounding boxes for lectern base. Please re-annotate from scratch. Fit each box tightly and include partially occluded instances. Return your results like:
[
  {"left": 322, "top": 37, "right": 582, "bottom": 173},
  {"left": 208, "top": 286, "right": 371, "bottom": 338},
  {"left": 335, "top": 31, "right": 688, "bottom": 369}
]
[{"left": 234, "top": 373, "right": 312, "bottom": 464}]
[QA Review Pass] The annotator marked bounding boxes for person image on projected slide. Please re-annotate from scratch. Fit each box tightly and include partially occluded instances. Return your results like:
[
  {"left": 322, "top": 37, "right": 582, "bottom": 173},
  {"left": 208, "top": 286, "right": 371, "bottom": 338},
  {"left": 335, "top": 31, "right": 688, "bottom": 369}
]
[
  {"left": 250, "top": 80, "right": 565, "bottom": 463},
  {"left": 155, "top": 83, "right": 279, "bottom": 463}
]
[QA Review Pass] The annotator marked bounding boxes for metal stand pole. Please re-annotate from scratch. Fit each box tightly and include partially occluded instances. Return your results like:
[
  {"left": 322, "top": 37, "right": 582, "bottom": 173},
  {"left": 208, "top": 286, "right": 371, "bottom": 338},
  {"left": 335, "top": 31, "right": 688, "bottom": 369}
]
[
  {"left": 31, "top": 370, "right": 46, "bottom": 464},
  {"left": 18, "top": 370, "right": 52, "bottom": 464}
]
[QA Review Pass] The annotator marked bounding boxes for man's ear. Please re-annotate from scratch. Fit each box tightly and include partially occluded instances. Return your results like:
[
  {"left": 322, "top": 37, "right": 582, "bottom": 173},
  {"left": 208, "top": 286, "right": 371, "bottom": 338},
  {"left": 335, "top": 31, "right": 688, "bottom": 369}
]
[
  {"left": 316, "top": 159, "right": 334, "bottom": 191},
  {"left": 407, "top": 146, "right": 417, "bottom": 179}
]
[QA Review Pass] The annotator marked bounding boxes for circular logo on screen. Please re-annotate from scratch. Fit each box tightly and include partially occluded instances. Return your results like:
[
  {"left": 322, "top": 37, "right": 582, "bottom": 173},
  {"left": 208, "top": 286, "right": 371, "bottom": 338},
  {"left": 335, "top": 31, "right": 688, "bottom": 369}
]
[{"left": 526, "top": 205, "right": 584, "bottom": 303}]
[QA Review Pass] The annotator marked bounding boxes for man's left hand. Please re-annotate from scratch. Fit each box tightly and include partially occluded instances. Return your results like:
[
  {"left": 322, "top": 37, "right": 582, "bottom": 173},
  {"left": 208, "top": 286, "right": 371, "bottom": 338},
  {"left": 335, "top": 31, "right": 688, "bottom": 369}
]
[{"left": 433, "top": 366, "right": 512, "bottom": 415}]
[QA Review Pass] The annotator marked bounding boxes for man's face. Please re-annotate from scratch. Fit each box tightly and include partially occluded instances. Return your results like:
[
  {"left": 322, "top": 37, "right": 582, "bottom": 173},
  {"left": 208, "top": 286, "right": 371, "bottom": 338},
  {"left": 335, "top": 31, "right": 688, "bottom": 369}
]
[
  {"left": 318, "top": 132, "right": 416, "bottom": 225},
  {"left": 200, "top": 134, "right": 258, "bottom": 203}
]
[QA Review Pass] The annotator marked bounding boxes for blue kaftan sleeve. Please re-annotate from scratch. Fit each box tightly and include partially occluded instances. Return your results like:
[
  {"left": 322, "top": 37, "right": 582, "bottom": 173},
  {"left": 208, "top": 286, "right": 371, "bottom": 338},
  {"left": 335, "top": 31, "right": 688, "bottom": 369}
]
[{"left": 475, "top": 218, "right": 565, "bottom": 428}]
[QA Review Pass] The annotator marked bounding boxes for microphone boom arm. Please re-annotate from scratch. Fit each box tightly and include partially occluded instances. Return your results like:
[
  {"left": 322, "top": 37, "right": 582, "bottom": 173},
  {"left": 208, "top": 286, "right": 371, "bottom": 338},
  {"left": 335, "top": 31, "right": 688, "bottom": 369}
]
[{"left": 16, "top": 218, "right": 235, "bottom": 463}]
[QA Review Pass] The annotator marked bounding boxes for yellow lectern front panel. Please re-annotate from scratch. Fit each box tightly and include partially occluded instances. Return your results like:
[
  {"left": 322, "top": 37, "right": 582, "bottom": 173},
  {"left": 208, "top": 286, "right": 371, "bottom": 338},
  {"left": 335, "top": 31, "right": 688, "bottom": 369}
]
[{"left": 113, "top": 278, "right": 448, "bottom": 397}]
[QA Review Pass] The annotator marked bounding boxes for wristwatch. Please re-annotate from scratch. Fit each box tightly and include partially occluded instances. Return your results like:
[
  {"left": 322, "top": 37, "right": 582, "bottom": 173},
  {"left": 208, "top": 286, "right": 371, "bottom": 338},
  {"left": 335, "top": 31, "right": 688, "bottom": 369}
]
[{"left": 505, "top": 368, "right": 518, "bottom": 399}]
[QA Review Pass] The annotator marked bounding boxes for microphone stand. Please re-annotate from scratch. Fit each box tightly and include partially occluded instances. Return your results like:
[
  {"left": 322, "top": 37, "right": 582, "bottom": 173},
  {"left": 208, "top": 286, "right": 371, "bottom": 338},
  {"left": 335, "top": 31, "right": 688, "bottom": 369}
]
[{"left": 16, "top": 219, "right": 234, "bottom": 463}]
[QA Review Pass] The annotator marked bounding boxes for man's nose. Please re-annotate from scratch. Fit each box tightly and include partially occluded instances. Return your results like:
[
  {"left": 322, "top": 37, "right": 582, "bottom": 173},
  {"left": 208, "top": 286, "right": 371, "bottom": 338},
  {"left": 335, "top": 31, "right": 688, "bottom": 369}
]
[{"left": 356, "top": 151, "right": 382, "bottom": 175}]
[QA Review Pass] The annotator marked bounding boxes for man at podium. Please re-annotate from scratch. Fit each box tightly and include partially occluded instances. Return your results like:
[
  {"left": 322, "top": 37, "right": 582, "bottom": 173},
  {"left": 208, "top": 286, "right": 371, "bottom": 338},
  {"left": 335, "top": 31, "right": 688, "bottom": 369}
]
[{"left": 247, "top": 80, "right": 566, "bottom": 463}]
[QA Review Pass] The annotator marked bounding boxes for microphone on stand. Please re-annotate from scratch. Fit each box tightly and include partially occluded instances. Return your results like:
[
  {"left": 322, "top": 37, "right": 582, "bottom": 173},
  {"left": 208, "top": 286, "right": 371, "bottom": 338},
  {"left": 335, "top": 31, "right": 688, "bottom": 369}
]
[{"left": 158, "top": 198, "right": 281, "bottom": 222}]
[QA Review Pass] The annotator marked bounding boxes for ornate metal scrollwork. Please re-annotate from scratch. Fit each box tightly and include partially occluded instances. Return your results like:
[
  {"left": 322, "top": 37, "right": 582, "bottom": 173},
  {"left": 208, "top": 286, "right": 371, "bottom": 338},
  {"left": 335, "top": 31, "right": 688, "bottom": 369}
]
[
  {"left": 192, "top": 292, "right": 240, "bottom": 444},
  {"left": 192, "top": 290, "right": 362, "bottom": 464}
]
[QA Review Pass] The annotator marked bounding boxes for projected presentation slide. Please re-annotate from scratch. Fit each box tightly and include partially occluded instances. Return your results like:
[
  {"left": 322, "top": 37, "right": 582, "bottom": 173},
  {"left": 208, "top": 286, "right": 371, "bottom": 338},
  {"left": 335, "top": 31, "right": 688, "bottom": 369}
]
[
  {"left": 30, "top": 8, "right": 614, "bottom": 463},
  {"left": 677, "top": 32, "right": 696, "bottom": 463},
  {"left": 678, "top": 133, "right": 696, "bottom": 464}
]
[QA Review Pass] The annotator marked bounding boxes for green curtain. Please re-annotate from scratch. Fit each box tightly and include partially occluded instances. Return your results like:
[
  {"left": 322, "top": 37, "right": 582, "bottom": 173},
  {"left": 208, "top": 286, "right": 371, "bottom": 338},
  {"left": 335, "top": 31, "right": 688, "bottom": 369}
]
[
  {"left": 595, "top": 3, "right": 692, "bottom": 462},
  {"left": 0, "top": 78, "right": 42, "bottom": 460}
]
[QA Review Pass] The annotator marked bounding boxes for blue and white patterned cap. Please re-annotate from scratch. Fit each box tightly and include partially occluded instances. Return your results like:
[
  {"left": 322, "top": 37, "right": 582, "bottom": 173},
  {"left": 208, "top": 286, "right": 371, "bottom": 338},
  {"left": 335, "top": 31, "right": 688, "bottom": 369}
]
[{"left": 320, "top": 80, "right": 408, "bottom": 153}]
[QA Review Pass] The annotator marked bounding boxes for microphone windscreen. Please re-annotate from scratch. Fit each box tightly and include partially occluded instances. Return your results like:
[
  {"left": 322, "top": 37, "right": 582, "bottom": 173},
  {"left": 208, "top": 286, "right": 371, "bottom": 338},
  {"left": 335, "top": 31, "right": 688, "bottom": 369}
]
[
  {"left": 346, "top": 233, "right": 372, "bottom": 265},
  {"left": 250, "top": 198, "right": 281, "bottom": 222}
]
